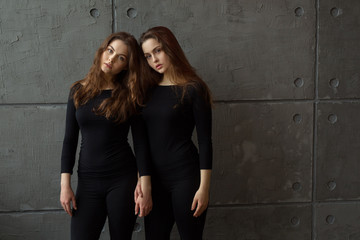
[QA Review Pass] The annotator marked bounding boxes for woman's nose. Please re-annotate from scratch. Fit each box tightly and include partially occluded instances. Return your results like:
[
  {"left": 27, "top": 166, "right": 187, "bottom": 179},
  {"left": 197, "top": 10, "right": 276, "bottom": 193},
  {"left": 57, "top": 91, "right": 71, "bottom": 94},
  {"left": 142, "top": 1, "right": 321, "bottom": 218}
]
[{"left": 152, "top": 55, "right": 158, "bottom": 63}]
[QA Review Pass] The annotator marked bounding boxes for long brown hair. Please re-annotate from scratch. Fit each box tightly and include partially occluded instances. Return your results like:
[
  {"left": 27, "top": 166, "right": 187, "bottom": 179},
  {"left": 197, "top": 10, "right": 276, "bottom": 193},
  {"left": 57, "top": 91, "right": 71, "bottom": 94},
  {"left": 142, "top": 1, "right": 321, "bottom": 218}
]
[
  {"left": 139, "top": 26, "right": 213, "bottom": 106},
  {"left": 71, "top": 32, "right": 153, "bottom": 123}
]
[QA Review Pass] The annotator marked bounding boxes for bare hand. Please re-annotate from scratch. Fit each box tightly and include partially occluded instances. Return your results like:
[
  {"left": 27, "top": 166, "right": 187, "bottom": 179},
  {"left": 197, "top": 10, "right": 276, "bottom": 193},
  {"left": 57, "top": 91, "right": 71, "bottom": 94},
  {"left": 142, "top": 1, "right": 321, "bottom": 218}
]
[
  {"left": 134, "top": 179, "right": 143, "bottom": 202},
  {"left": 135, "top": 193, "right": 153, "bottom": 217},
  {"left": 191, "top": 189, "right": 209, "bottom": 217},
  {"left": 134, "top": 179, "right": 143, "bottom": 215},
  {"left": 60, "top": 187, "right": 77, "bottom": 216}
]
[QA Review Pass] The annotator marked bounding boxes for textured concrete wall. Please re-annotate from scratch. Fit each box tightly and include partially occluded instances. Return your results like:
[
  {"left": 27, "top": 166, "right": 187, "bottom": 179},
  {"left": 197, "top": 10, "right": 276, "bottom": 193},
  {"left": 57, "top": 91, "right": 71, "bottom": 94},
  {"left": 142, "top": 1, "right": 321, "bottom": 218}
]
[{"left": 0, "top": 0, "right": 359, "bottom": 239}]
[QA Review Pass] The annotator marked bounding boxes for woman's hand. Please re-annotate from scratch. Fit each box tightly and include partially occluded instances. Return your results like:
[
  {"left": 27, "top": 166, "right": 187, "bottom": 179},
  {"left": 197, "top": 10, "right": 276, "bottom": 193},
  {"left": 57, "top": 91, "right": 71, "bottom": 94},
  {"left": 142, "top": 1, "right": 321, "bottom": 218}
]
[
  {"left": 135, "top": 192, "right": 153, "bottom": 217},
  {"left": 191, "top": 188, "right": 209, "bottom": 217},
  {"left": 60, "top": 186, "right": 77, "bottom": 216},
  {"left": 135, "top": 176, "right": 152, "bottom": 217},
  {"left": 134, "top": 178, "right": 143, "bottom": 203},
  {"left": 191, "top": 169, "right": 211, "bottom": 217},
  {"left": 60, "top": 173, "right": 77, "bottom": 216}
]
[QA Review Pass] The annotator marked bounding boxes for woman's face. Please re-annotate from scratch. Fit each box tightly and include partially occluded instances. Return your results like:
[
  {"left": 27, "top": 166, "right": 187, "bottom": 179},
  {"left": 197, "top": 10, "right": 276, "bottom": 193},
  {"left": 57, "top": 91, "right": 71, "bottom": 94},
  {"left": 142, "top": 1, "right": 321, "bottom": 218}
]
[
  {"left": 142, "top": 38, "right": 171, "bottom": 74},
  {"left": 100, "top": 39, "right": 128, "bottom": 77}
]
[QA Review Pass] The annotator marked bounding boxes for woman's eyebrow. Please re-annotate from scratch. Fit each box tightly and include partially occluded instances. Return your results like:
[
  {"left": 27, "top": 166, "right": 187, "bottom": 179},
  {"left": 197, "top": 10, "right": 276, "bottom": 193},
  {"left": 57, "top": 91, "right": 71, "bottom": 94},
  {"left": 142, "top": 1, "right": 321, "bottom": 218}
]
[{"left": 108, "top": 45, "right": 128, "bottom": 58}]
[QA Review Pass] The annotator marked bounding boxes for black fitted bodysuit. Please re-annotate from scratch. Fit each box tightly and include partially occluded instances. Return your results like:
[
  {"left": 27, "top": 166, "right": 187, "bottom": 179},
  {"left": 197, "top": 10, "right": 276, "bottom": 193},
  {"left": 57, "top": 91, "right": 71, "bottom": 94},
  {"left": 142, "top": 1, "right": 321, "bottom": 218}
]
[
  {"left": 142, "top": 85, "right": 212, "bottom": 240},
  {"left": 61, "top": 86, "right": 149, "bottom": 240}
]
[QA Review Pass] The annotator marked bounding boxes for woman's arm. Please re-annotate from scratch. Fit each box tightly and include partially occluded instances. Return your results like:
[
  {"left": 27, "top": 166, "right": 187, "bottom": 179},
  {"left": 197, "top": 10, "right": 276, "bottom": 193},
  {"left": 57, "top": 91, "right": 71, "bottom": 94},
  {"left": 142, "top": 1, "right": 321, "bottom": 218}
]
[
  {"left": 131, "top": 113, "right": 152, "bottom": 176},
  {"left": 131, "top": 113, "right": 153, "bottom": 217},
  {"left": 60, "top": 90, "right": 80, "bottom": 174},
  {"left": 60, "top": 88, "right": 80, "bottom": 216},
  {"left": 190, "top": 85, "right": 213, "bottom": 217}
]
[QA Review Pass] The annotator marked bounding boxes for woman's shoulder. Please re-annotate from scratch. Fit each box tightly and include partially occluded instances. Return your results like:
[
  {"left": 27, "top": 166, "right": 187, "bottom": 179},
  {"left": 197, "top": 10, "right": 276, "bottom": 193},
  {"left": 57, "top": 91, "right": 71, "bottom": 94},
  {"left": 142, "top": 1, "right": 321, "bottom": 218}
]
[
  {"left": 69, "top": 80, "right": 86, "bottom": 96},
  {"left": 71, "top": 80, "right": 87, "bottom": 90},
  {"left": 184, "top": 81, "right": 206, "bottom": 96},
  {"left": 184, "top": 80, "right": 213, "bottom": 107}
]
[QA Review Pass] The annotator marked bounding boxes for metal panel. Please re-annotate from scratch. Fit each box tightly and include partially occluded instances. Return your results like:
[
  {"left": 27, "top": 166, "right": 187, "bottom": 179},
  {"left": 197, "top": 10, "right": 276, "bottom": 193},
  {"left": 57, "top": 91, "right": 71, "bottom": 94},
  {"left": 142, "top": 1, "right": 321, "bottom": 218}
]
[
  {"left": 0, "top": 212, "right": 145, "bottom": 240},
  {"left": 0, "top": 0, "right": 112, "bottom": 103},
  {"left": 0, "top": 105, "right": 66, "bottom": 211},
  {"left": 115, "top": 0, "right": 315, "bottom": 101},
  {"left": 315, "top": 203, "right": 360, "bottom": 240},
  {"left": 316, "top": 102, "right": 360, "bottom": 200},
  {"left": 170, "top": 205, "right": 311, "bottom": 240},
  {"left": 318, "top": 1, "right": 360, "bottom": 99},
  {"left": 0, "top": 212, "right": 69, "bottom": 240},
  {"left": 210, "top": 102, "right": 313, "bottom": 204}
]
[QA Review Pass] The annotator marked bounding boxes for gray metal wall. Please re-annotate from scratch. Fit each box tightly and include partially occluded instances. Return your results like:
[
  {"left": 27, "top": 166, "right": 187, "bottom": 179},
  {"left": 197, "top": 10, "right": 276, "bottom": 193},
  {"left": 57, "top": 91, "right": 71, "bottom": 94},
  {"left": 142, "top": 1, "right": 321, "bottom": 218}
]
[{"left": 0, "top": 0, "right": 359, "bottom": 239}]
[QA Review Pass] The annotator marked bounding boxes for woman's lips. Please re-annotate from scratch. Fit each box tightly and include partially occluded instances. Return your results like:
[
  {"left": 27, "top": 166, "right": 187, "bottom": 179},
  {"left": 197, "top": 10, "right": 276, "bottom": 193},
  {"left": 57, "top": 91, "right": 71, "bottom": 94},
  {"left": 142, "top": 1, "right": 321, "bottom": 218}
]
[
  {"left": 156, "top": 64, "right": 162, "bottom": 70},
  {"left": 104, "top": 63, "right": 112, "bottom": 69}
]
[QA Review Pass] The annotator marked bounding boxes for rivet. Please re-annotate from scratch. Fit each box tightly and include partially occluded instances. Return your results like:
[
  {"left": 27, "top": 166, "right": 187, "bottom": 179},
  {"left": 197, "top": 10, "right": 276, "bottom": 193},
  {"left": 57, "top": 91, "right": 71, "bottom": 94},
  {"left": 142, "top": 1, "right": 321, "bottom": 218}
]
[
  {"left": 328, "top": 114, "right": 338, "bottom": 124},
  {"left": 294, "top": 78, "right": 304, "bottom": 88},
  {"left": 292, "top": 182, "right": 302, "bottom": 191},
  {"left": 329, "top": 78, "right": 339, "bottom": 88},
  {"left": 290, "top": 217, "right": 300, "bottom": 226},
  {"left": 133, "top": 222, "right": 142, "bottom": 232},
  {"left": 330, "top": 7, "right": 342, "bottom": 17},
  {"left": 293, "top": 114, "right": 302, "bottom": 124},
  {"left": 127, "top": 8, "right": 138, "bottom": 19},
  {"left": 327, "top": 180, "right": 336, "bottom": 191},
  {"left": 326, "top": 215, "right": 335, "bottom": 224},
  {"left": 295, "top": 7, "right": 304, "bottom": 17},
  {"left": 90, "top": 8, "right": 100, "bottom": 18}
]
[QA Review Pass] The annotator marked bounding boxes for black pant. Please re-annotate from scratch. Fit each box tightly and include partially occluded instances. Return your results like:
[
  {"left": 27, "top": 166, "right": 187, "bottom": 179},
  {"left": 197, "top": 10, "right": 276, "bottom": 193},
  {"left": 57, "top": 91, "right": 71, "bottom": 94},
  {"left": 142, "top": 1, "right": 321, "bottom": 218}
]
[
  {"left": 71, "top": 173, "right": 137, "bottom": 240},
  {"left": 144, "top": 175, "right": 207, "bottom": 240}
]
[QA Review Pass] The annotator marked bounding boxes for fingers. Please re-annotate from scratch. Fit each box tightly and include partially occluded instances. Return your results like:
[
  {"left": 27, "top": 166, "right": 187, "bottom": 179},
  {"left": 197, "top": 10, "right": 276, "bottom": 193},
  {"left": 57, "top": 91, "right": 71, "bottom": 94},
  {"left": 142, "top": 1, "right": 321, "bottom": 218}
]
[
  {"left": 135, "top": 202, "right": 140, "bottom": 215},
  {"left": 134, "top": 190, "right": 138, "bottom": 202},
  {"left": 60, "top": 188, "right": 76, "bottom": 217},
  {"left": 139, "top": 205, "right": 152, "bottom": 217},
  {"left": 137, "top": 205, "right": 148, "bottom": 217},
  {"left": 134, "top": 185, "right": 143, "bottom": 201},
  {"left": 60, "top": 195, "right": 76, "bottom": 217},
  {"left": 138, "top": 208, "right": 144, "bottom": 218},
  {"left": 72, "top": 196, "right": 77, "bottom": 210},
  {"left": 193, "top": 203, "right": 204, "bottom": 217},
  {"left": 191, "top": 198, "right": 197, "bottom": 211},
  {"left": 135, "top": 197, "right": 152, "bottom": 217},
  {"left": 61, "top": 201, "right": 72, "bottom": 216},
  {"left": 192, "top": 198, "right": 207, "bottom": 217}
]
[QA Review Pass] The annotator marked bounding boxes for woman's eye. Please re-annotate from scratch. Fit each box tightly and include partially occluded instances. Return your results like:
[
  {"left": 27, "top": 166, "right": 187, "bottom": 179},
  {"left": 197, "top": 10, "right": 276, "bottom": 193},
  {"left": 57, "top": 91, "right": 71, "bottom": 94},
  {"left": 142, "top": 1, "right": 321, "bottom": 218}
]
[
  {"left": 107, "top": 48, "right": 113, "bottom": 53},
  {"left": 145, "top": 55, "right": 151, "bottom": 59},
  {"left": 118, "top": 56, "right": 126, "bottom": 61},
  {"left": 155, "top": 48, "right": 161, "bottom": 53}
]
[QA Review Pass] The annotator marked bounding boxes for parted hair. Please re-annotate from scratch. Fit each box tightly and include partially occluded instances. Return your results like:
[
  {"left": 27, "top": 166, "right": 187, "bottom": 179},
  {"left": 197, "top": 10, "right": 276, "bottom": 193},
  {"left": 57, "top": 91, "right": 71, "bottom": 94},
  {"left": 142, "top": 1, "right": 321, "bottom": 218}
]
[
  {"left": 71, "top": 32, "right": 154, "bottom": 123},
  {"left": 139, "top": 26, "right": 213, "bottom": 106}
]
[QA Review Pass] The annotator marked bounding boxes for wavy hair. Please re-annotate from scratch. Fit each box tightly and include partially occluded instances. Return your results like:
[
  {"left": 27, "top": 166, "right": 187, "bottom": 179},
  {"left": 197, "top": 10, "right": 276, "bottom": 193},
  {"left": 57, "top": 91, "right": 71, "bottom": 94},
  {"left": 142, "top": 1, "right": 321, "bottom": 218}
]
[
  {"left": 139, "top": 26, "right": 213, "bottom": 106},
  {"left": 71, "top": 32, "right": 154, "bottom": 123}
]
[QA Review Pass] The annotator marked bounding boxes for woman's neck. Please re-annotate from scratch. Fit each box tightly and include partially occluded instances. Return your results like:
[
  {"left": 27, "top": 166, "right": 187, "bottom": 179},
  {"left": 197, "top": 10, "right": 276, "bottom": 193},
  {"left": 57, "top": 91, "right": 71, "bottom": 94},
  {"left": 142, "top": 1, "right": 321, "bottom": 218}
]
[
  {"left": 159, "top": 74, "right": 176, "bottom": 86},
  {"left": 102, "top": 75, "right": 115, "bottom": 89}
]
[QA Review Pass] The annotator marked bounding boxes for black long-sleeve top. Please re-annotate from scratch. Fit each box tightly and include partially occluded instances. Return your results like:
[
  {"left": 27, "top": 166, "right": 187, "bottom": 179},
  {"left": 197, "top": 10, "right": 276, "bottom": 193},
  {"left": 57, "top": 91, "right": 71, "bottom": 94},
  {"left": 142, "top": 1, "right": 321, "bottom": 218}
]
[
  {"left": 142, "top": 84, "right": 212, "bottom": 181},
  {"left": 61, "top": 86, "right": 150, "bottom": 178}
]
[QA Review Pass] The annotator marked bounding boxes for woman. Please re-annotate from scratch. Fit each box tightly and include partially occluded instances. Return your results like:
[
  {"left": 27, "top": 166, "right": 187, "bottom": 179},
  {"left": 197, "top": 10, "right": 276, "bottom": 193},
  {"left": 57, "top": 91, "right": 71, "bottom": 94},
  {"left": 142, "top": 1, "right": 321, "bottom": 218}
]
[
  {"left": 137, "top": 26, "right": 213, "bottom": 240},
  {"left": 60, "top": 32, "right": 152, "bottom": 240}
]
